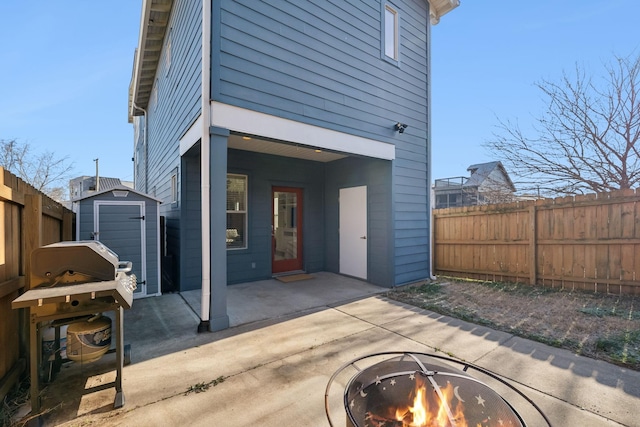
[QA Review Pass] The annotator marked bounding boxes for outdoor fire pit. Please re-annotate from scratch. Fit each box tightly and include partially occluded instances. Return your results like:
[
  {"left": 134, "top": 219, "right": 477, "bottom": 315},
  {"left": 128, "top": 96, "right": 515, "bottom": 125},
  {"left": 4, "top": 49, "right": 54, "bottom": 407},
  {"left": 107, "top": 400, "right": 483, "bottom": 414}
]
[{"left": 325, "top": 352, "right": 552, "bottom": 427}]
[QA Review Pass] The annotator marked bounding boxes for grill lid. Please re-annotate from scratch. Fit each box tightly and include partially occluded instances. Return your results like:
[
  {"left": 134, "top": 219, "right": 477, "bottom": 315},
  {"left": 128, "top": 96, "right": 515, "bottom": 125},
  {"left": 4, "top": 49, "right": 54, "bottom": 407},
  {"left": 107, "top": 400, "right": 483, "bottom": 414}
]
[{"left": 30, "top": 241, "right": 119, "bottom": 287}]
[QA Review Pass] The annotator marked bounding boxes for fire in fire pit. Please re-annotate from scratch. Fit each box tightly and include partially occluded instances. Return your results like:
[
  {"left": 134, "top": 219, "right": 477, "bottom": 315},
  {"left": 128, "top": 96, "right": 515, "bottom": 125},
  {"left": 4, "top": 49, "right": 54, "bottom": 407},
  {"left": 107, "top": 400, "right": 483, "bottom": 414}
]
[{"left": 325, "top": 352, "right": 552, "bottom": 427}]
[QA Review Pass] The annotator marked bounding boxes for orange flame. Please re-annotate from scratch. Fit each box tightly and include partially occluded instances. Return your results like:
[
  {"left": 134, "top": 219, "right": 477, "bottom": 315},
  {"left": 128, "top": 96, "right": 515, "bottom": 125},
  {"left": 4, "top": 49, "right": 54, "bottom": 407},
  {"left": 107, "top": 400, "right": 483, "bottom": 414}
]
[{"left": 393, "top": 379, "right": 468, "bottom": 427}]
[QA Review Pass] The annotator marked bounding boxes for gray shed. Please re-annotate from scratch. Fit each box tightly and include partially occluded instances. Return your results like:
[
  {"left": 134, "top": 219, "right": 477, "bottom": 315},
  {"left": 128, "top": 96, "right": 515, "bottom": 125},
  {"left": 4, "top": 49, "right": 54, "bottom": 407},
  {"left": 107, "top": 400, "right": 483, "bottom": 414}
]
[{"left": 72, "top": 186, "right": 161, "bottom": 298}]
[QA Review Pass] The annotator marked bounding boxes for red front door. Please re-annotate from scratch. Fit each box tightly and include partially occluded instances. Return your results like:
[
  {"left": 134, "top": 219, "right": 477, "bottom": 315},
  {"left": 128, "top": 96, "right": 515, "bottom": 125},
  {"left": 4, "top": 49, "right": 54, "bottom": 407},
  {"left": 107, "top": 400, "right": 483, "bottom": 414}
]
[{"left": 272, "top": 187, "right": 303, "bottom": 274}]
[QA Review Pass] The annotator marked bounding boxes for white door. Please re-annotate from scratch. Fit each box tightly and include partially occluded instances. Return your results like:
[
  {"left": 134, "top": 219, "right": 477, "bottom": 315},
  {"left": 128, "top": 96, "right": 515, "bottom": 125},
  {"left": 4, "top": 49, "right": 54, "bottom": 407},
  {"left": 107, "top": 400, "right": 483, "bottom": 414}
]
[
  {"left": 339, "top": 186, "right": 367, "bottom": 279},
  {"left": 95, "top": 201, "right": 146, "bottom": 298}
]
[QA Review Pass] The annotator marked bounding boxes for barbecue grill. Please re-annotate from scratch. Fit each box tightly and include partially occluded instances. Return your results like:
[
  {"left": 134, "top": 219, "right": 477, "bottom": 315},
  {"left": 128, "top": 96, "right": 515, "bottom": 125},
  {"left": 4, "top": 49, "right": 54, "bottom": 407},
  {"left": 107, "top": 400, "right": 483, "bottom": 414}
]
[
  {"left": 325, "top": 352, "right": 553, "bottom": 427},
  {"left": 12, "top": 241, "right": 136, "bottom": 423}
]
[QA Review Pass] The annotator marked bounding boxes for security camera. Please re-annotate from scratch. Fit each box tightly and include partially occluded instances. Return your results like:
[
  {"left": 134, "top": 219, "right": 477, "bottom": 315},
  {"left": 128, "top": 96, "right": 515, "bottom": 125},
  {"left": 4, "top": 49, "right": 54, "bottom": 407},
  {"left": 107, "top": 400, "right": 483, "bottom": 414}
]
[{"left": 395, "top": 122, "right": 408, "bottom": 133}]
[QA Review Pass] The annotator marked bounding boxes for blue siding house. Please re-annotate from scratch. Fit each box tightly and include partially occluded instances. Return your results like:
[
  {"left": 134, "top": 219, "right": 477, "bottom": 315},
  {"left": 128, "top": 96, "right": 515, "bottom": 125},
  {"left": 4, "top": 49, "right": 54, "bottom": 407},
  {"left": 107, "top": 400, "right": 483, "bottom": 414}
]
[{"left": 128, "top": 0, "right": 459, "bottom": 331}]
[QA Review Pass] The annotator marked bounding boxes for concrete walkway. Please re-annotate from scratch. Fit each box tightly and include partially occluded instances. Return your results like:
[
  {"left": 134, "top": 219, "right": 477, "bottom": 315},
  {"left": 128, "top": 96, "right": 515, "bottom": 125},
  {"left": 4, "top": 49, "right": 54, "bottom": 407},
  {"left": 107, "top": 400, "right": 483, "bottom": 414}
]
[{"left": 30, "top": 273, "right": 640, "bottom": 426}]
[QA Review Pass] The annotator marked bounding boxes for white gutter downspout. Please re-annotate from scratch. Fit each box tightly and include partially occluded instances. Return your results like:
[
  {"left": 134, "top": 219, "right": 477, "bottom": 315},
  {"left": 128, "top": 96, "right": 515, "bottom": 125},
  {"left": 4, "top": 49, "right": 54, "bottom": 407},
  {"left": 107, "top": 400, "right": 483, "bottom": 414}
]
[
  {"left": 132, "top": 102, "right": 148, "bottom": 193},
  {"left": 427, "top": 4, "right": 436, "bottom": 281},
  {"left": 199, "top": 0, "right": 212, "bottom": 331}
]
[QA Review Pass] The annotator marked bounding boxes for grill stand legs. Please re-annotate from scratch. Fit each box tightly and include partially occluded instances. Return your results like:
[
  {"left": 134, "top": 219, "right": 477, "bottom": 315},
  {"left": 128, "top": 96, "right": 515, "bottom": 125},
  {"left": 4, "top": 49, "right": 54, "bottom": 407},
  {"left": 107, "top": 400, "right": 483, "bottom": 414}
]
[
  {"left": 28, "top": 315, "right": 41, "bottom": 427},
  {"left": 114, "top": 306, "right": 125, "bottom": 408},
  {"left": 26, "top": 305, "right": 127, "bottom": 426}
]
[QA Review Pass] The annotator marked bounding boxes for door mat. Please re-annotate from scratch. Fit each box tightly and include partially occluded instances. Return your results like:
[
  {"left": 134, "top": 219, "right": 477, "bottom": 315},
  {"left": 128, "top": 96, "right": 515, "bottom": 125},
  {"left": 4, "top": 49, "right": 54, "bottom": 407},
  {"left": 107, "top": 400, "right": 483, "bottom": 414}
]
[{"left": 275, "top": 274, "right": 314, "bottom": 283}]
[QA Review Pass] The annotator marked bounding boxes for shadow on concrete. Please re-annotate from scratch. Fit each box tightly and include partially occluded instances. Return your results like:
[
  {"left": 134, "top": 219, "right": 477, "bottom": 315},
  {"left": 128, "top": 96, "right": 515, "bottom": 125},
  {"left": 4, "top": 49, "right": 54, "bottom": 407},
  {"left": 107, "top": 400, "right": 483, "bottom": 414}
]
[
  {"left": 30, "top": 273, "right": 640, "bottom": 427},
  {"left": 123, "top": 271, "right": 388, "bottom": 363},
  {"left": 404, "top": 299, "right": 640, "bottom": 398}
]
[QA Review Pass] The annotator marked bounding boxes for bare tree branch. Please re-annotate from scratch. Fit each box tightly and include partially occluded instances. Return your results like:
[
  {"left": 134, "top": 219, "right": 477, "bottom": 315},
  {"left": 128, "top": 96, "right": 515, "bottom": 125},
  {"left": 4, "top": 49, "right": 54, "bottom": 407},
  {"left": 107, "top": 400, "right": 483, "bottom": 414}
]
[
  {"left": 485, "top": 54, "right": 640, "bottom": 196},
  {"left": 0, "top": 139, "right": 74, "bottom": 201}
]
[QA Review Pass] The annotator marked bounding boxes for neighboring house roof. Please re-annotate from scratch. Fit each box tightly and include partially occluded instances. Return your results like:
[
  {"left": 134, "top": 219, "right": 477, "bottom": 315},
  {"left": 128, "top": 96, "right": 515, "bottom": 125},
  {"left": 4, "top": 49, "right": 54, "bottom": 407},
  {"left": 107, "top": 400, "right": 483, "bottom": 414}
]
[
  {"left": 465, "top": 161, "right": 516, "bottom": 192},
  {"left": 127, "top": 0, "right": 459, "bottom": 120},
  {"left": 70, "top": 176, "right": 135, "bottom": 201},
  {"left": 96, "top": 177, "right": 123, "bottom": 190}
]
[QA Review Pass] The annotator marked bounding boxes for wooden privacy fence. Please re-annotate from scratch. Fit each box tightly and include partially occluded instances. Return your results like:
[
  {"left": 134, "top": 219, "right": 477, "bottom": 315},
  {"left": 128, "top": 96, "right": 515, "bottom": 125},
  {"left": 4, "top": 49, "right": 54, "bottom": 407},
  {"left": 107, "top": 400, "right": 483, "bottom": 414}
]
[
  {"left": 433, "top": 189, "right": 640, "bottom": 295},
  {"left": 0, "top": 167, "right": 73, "bottom": 402}
]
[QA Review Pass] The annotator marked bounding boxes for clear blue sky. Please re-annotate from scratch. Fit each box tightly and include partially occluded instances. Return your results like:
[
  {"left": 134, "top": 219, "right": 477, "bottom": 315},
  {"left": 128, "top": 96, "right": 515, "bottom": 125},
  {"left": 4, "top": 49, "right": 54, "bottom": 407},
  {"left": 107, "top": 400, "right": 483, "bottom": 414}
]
[
  {"left": 1, "top": 1, "right": 638, "bottom": 186},
  {"left": 431, "top": 0, "right": 639, "bottom": 181},
  {"left": 0, "top": 1, "right": 141, "bottom": 182}
]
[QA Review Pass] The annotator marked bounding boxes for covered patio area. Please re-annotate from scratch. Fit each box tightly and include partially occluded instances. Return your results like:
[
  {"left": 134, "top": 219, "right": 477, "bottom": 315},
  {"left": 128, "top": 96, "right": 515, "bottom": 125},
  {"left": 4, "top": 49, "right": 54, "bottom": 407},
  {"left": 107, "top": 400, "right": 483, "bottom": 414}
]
[{"left": 180, "top": 271, "right": 387, "bottom": 328}]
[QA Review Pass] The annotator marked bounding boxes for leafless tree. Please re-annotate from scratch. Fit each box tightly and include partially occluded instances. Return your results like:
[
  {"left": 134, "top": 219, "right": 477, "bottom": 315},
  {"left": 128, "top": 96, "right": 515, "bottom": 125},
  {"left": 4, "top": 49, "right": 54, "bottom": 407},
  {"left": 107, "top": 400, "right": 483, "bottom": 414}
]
[
  {"left": 0, "top": 139, "right": 74, "bottom": 201},
  {"left": 485, "top": 54, "right": 640, "bottom": 197}
]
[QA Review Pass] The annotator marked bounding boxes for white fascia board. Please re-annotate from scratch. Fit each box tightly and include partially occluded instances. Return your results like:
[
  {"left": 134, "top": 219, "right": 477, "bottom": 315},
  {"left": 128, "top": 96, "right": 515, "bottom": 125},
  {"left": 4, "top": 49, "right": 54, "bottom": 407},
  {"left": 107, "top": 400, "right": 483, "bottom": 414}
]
[
  {"left": 210, "top": 101, "right": 395, "bottom": 160},
  {"left": 429, "top": 0, "right": 460, "bottom": 25},
  {"left": 130, "top": 0, "right": 152, "bottom": 112},
  {"left": 179, "top": 115, "right": 203, "bottom": 156}
]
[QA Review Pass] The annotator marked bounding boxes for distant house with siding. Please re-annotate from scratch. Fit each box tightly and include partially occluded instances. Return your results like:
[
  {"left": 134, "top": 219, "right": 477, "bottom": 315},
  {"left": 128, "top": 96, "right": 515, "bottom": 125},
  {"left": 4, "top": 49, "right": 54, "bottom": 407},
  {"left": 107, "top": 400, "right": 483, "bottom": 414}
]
[
  {"left": 434, "top": 161, "right": 516, "bottom": 209},
  {"left": 128, "top": 0, "right": 459, "bottom": 331},
  {"left": 69, "top": 175, "right": 133, "bottom": 201}
]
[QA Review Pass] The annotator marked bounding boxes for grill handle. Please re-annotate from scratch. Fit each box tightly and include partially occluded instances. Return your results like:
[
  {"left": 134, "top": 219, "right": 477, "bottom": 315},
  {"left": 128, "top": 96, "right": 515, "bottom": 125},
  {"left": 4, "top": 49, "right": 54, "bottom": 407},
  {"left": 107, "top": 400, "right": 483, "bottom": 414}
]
[{"left": 118, "top": 261, "right": 133, "bottom": 273}]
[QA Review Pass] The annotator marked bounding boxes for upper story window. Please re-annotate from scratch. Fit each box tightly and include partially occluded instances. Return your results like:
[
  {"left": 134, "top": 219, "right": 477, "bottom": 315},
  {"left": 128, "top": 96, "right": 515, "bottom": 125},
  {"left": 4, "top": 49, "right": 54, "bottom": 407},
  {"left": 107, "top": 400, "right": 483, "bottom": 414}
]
[
  {"left": 384, "top": 4, "right": 399, "bottom": 61},
  {"left": 170, "top": 168, "right": 178, "bottom": 206},
  {"left": 164, "top": 28, "right": 172, "bottom": 76},
  {"left": 152, "top": 79, "right": 159, "bottom": 111}
]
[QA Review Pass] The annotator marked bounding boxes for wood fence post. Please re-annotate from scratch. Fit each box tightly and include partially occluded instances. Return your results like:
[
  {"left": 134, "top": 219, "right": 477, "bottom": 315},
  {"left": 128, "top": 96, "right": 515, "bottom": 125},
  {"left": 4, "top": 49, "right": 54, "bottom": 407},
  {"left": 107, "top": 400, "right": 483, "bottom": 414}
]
[
  {"left": 431, "top": 209, "right": 436, "bottom": 277},
  {"left": 62, "top": 211, "right": 73, "bottom": 241},
  {"left": 529, "top": 204, "right": 537, "bottom": 285},
  {"left": 24, "top": 193, "right": 42, "bottom": 290}
]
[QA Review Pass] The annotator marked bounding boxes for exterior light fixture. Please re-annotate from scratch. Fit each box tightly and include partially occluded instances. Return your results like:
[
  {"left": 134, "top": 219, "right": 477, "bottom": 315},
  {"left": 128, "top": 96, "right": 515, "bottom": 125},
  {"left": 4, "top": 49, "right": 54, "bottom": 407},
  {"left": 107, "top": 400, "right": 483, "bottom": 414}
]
[{"left": 395, "top": 122, "right": 408, "bottom": 133}]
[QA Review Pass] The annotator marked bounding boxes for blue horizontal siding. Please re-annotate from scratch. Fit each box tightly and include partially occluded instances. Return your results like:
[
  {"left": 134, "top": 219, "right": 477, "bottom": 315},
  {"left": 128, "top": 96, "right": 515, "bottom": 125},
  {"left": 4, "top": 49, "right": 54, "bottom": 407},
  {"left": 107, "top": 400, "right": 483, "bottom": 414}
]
[
  {"left": 133, "top": 0, "right": 436, "bottom": 290},
  {"left": 215, "top": 0, "right": 428, "bottom": 143}
]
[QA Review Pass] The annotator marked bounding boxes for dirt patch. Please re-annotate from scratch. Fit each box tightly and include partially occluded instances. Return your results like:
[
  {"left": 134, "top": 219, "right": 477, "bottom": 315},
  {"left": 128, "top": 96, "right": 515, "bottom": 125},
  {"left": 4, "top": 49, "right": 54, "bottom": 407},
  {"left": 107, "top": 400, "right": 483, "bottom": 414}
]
[{"left": 385, "top": 278, "right": 640, "bottom": 371}]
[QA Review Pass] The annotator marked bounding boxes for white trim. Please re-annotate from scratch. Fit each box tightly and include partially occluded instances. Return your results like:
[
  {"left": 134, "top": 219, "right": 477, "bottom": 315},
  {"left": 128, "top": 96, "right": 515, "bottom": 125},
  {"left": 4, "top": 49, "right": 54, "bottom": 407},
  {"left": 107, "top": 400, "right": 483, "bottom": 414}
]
[
  {"left": 180, "top": 115, "right": 203, "bottom": 155},
  {"left": 429, "top": 0, "right": 460, "bottom": 25},
  {"left": 129, "top": 0, "right": 152, "bottom": 118},
  {"left": 155, "top": 203, "right": 162, "bottom": 297},
  {"left": 384, "top": 4, "right": 399, "bottom": 60},
  {"left": 94, "top": 200, "right": 147, "bottom": 299},
  {"left": 427, "top": 13, "right": 436, "bottom": 281},
  {"left": 201, "top": 0, "right": 212, "bottom": 324},
  {"left": 73, "top": 201, "right": 81, "bottom": 241},
  {"left": 210, "top": 102, "right": 396, "bottom": 160},
  {"left": 226, "top": 173, "right": 248, "bottom": 250}
]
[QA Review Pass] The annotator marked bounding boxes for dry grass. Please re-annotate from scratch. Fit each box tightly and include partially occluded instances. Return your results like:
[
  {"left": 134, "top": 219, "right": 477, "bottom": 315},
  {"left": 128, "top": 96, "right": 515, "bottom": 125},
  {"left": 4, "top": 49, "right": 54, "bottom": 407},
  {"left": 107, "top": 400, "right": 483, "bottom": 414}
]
[{"left": 385, "top": 278, "right": 640, "bottom": 370}]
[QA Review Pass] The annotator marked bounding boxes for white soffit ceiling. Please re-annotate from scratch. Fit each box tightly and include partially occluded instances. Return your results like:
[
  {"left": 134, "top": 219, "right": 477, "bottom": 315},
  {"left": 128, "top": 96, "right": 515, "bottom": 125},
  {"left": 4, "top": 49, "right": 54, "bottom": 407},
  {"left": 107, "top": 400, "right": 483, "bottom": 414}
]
[{"left": 228, "top": 134, "right": 347, "bottom": 163}]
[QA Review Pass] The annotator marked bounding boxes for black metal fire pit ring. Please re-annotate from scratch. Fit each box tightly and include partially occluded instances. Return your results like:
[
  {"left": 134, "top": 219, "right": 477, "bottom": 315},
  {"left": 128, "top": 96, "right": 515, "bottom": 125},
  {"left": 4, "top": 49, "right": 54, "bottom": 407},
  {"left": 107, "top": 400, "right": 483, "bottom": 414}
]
[{"left": 324, "top": 351, "right": 553, "bottom": 427}]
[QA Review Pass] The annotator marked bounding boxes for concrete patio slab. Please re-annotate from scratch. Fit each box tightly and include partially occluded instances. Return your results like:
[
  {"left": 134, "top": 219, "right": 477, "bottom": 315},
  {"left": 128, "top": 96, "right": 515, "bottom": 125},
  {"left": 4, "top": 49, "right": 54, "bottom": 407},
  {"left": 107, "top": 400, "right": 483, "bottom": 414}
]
[
  {"left": 377, "top": 303, "right": 516, "bottom": 362},
  {"left": 181, "top": 271, "right": 387, "bottom": 327},
  {"left": 476, "top": 335, "right": 640, "bottom": 427},
  {"left": 19, "top": 274, "right": 638, "bottom": 427}
]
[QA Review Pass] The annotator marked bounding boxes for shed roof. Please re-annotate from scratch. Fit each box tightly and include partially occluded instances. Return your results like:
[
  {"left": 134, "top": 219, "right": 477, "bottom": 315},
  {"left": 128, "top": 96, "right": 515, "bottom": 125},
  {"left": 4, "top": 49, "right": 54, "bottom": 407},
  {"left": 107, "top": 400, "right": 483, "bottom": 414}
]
[{"left": 75, "top": 185, "right": 162, "bottom": 203}]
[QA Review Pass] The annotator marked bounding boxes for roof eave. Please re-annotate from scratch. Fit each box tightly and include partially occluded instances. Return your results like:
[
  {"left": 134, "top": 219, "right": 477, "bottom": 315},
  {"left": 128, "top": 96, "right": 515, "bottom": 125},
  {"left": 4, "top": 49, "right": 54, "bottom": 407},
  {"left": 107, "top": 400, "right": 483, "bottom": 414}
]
[
  {"left": 128, "top": 0, "right": 173, "bottom": 121},
  {"left": 429, "top": 0, "right": 460, "bottom": 25}
]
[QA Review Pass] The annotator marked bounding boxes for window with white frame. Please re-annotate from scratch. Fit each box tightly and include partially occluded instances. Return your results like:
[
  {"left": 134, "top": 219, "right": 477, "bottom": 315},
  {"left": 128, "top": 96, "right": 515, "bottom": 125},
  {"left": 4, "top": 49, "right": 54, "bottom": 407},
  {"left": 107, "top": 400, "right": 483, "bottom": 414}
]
[
  {"left": 226, "top": 174, "right": 247, "bottom": 249},
  {"left": 170, "top": 168, "right": 178, "bottom": 205},
  {"left": 384, "top": 4, "right": 399, "bottom": 61},
  {"left": 152, "top": 79, "right": 158, "bottom": 111},
  {"left": 164, "top": 28, "right": 172, "bottom": 76}
]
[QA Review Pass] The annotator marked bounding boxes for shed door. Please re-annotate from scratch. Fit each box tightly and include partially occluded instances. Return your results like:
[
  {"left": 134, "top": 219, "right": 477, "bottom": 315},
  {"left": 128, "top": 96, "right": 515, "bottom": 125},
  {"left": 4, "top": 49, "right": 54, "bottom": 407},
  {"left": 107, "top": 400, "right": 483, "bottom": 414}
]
[
  {"left": 95, "top": 201, "right": 146, "bottom": 298},
  {"left": 339, "top": 186, "right": 367, "bottom": 279}
]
